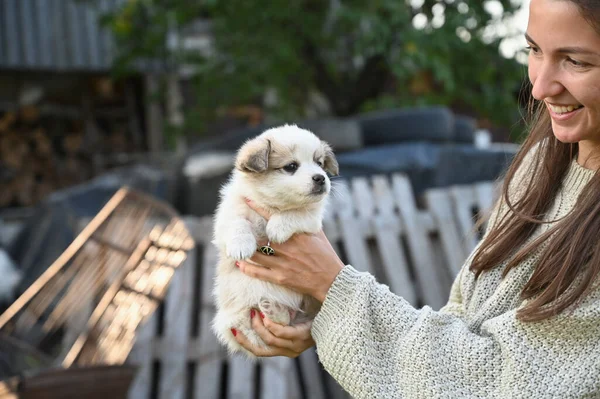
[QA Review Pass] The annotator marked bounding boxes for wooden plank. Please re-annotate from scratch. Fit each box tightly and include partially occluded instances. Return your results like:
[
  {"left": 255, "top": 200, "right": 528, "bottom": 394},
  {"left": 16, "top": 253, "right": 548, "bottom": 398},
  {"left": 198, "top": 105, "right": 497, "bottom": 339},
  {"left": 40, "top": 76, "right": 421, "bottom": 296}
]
[
  {"left": 448, "top": 186, "right": 478, "bottom": 258},
  {"left": 322, "top": 218, "right": 341, "bottom": 250},
  {"left": 329, "top": 180, "right": 354, "bottom": 219},
  {"left": 475, "top": 182, "right": 495, "bottom": 211},
  {"left": 474, "top": 182, "right": 496, "bottom": 232},
  {"left": 371, "top": 175, "right": 397, "bottom": 215},
  {"left": 339, "top": 215, "right": 372, "bottom": 274},
  {"left": 260, "top": 357, "right": 301, "bottom": 399},
  {"left": 298, "top": 348, "right": 327, "bottom": 399},
  {"left": 228, "top": 358, "right": 255, "bottom": 399},
  {"left": 372, "top": 216, "right": 417, "bottom": 304},
  {"left": 391, "top": 174, "right": 448, "bottom": 309},
  {"left": 324, "top": 371, "right": 350, "bottom": 399},
  {"left": 334, "top": 180, "right": 372, "bottom": 273},
  {"left": 194, "top": 217, "right": 225, "bottom": 399},
  {"left": 419, "top": 212, "right": 437, "bottom": 234},
  {"left": 449, "top": 186, "right": 479, "bottom": 251},
  {"left": 351, "top": 177, "right": 375, "bottom": 219},
  {"left": 128, "top": 314, "right": 158, "bottom": 399},
  {"left": 322, "top": 217, "right": 346, "bottom": 272},
  {"left": 158, "top": 232, "right": 194, "bottom": 399},
  {"left": 425, "top": 189, "right": 467, "bottom": 276},
  {"left": 370, "top": 176, "right": 416, "bottom": 304}
]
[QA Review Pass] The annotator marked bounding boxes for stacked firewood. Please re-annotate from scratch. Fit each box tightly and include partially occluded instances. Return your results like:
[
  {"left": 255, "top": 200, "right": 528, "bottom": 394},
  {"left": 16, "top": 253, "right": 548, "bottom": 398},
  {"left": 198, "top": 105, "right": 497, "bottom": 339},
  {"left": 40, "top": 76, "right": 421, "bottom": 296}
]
[
  {"left": 0, "top": 78, "right": 142, "bottom": 208},
  {"left": 0, "top": 106, "right": 90, "bottom": 208}
]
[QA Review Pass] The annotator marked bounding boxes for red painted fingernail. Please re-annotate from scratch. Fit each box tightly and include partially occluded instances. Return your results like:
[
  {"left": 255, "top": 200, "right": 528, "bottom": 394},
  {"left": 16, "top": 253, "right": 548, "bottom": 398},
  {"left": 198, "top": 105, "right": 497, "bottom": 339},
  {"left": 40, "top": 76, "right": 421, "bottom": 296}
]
[
  {"left": 231, "top": 328, "right": 237, "bottom": 337},
  {"left": 260, "top": 312, "right": 265, "bottom": 319},
  {"left": 245, "top": 197, "right": 251, "bottom": 203},
  {"left": 250, "top": 309, "right": 255, "bottom": 318},
  {"left": 235, "top": 261, "right": 240, "bottom": 267}
]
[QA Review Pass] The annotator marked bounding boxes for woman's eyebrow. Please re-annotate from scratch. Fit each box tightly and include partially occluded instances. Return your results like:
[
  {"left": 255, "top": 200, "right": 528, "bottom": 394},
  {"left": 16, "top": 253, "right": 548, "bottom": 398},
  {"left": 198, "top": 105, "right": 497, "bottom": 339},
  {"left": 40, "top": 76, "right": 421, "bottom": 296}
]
[
  {"left": 524, "top": 33, "right": 537, "bottom": 46},
  {"left": 525, "top": 32, "right": 599, "bottom": 56}
]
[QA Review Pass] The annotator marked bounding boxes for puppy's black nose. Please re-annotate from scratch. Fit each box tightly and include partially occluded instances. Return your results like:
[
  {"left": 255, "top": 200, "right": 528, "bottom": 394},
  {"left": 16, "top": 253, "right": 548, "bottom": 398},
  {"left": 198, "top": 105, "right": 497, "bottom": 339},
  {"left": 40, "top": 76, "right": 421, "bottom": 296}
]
[{"left": 312, "top": 174, "right": 326, "bottom": 186}]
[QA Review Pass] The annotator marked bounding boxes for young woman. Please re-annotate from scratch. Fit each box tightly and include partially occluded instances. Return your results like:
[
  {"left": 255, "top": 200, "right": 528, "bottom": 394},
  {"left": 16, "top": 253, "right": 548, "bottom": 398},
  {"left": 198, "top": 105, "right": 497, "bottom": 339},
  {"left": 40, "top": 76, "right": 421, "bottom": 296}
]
[{"left": 234, "top": 0, "right": 600, "bottom": 397}]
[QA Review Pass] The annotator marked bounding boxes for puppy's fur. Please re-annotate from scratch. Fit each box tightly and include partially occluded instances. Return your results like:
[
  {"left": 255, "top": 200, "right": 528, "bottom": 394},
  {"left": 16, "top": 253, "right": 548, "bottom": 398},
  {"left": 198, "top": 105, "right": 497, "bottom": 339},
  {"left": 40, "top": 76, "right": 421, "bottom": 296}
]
[{"left": 211, "top": 124, "right": 338, "bottom": 357}]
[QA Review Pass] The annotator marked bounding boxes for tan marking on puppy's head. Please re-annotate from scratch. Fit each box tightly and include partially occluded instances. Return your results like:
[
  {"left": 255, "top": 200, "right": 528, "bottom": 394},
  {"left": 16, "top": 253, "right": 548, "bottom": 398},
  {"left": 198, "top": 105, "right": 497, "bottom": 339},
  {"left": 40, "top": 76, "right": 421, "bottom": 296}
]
[
  {"left": 266, "top": 141, "right": 295, "bottom": 170},
  {"left": 235, "top": 136, "right": 295, "bottom": 174},
  {"left": 235, "top": 137, "right": 271, "bottom": 173},
  {"left": 320, "top": 142, "right": 339, "bottom": 176}
]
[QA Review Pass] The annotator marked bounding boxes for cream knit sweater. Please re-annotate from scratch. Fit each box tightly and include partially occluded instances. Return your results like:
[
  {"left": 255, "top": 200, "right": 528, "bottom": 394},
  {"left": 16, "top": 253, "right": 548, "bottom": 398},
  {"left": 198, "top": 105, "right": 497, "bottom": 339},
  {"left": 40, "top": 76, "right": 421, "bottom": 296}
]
[{"left": 311, "top": 156, "right": 600, "bottom": 398}]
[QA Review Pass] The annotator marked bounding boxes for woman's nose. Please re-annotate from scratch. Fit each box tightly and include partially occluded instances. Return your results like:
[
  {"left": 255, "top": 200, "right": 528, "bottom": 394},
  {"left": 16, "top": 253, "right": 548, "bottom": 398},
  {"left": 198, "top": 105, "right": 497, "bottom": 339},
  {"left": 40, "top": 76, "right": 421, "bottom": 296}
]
[{"left": 530, "top": 61, "right": 564, "bottom": 101}]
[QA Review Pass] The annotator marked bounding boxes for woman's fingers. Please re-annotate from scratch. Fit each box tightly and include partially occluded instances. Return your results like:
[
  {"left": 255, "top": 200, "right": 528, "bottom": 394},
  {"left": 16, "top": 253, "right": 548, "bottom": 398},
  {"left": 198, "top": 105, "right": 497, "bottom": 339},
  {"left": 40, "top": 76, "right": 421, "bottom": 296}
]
[
  {"left": 262, "top": 317, "right": 313, "bottom": 341},
  {"left": 234, "top": 330, "right": 273, "bottom": 357},
  {"left": 232, "top": 308, "right": 316, "bottom": 358},
  {"left": 251, "top": 311, "right": 314, "bottom": 354},
  {"left": 248, "top": 251, "right": 281, "bottom": 269},
  {"left": 237, "top": 260, "right": 280, "bottom": 285},
  {"left": 251, "top": 312, "right": 298, "bottom": 351},
  {"left": 245, "top": 198, "right": 271, "bottom": 220},
  {"left": 234, "top": 330, "right": 298, "bottom": 358}
]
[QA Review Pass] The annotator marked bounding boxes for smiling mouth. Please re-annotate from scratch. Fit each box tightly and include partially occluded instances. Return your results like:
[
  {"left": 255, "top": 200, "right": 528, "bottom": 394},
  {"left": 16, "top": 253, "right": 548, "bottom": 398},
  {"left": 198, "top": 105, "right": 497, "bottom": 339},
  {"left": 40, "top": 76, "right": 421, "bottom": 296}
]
[{"left": 547, "top": 103, "right": 584, "bottom": 115}]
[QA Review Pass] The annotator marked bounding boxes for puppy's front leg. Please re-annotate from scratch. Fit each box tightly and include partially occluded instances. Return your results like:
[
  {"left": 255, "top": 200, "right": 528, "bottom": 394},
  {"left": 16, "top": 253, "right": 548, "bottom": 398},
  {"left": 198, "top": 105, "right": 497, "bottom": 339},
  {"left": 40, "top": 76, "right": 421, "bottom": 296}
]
[
  {"left": 266, "top": 211, "right": 322, "bottom": 244},
  {"left": 221, "top": 218, "right": 257, "bottom": 260}
]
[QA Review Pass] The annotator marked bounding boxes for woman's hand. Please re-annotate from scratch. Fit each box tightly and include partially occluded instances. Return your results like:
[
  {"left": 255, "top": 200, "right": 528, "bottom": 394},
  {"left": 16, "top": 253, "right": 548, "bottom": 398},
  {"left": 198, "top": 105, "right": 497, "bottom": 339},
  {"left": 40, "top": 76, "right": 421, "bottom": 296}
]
[
  {"left": 234, "top": 309, "right": 315, "bottom": 358},
  {"left": 237, "top": 198, "right": 345, "bottom": 302}
]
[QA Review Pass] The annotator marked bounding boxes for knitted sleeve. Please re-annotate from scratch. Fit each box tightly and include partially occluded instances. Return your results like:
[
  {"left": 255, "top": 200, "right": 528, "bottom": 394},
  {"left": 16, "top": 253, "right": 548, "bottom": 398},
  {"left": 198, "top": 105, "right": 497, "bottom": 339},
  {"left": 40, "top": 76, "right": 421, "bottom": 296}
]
[
  {"left": 311, "top": 265, "right": 600, "bottom": 398},
  {"left": 310, "top": 143, "right": 600, "bottom": 398}
]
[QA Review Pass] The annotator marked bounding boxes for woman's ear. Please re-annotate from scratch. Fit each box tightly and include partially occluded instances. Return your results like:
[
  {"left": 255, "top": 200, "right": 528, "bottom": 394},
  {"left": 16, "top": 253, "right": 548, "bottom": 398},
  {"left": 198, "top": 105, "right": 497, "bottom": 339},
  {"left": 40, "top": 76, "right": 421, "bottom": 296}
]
[
  {"left": 322, "top": 142, "right": 339, "bottom": 176},
  {"left": 236, "top": 138, "right": 271, "bottom": 173}
]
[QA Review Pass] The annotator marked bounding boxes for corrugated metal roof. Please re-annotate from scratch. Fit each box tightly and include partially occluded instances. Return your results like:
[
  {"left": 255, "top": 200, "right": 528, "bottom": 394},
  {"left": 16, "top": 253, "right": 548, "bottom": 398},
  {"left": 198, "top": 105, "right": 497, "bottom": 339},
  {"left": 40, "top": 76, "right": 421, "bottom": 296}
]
[{"left": 0, "top": 0, "right": 125, "bottom": 72}]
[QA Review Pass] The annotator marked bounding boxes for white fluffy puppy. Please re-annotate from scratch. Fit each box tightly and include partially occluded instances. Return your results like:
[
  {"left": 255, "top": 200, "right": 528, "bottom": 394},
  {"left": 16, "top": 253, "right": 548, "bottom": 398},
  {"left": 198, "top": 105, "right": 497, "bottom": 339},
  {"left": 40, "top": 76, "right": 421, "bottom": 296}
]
[{"left": 211, "top": 124, "right": 338, "bottom": 357}]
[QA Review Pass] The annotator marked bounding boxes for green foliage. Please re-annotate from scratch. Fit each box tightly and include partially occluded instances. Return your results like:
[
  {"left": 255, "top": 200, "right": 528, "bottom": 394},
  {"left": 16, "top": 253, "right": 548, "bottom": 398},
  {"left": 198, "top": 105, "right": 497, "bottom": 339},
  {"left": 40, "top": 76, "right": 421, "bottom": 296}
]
[{"left": 93, "top": 0, "right": 526, "bottom": 134}]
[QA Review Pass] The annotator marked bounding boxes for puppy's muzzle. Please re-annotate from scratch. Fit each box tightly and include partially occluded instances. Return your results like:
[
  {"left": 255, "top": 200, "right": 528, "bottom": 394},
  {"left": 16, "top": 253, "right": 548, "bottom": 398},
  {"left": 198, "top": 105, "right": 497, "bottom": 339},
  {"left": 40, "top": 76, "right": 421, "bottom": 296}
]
[
  {"left": 311, "top": 174, "right": 327, "bottom": 195},
  {"left": 312, "top": 174, "right": 326, "bottom": 186}
]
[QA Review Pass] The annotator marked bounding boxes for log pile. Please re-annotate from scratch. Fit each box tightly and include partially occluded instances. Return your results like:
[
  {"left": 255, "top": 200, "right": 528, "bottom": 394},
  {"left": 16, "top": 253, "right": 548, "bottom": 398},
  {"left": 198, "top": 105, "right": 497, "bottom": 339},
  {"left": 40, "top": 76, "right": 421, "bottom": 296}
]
[
  {"left": 0, "top": 78, "right": 143, "bottom": 208},
  {"left": 0, "top": 106, "right": 90, "bottom": 208}
]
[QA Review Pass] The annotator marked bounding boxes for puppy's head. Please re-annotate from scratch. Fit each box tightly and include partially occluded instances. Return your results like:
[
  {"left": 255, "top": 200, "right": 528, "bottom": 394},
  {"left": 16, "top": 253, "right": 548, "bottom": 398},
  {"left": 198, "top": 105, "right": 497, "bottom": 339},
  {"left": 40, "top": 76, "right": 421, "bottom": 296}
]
[{"left": 235, "top": 124, "right": 338, "bottom": 209}]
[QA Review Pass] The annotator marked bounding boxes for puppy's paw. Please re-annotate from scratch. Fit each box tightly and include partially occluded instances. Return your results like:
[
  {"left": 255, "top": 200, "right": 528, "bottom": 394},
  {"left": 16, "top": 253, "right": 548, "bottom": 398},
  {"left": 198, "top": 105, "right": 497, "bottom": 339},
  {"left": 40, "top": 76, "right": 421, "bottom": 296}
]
[
  {"left": 303, "top": 217, "right": 323, "bottom": 235},
  {"left": 259, "top": 298, "right": 292, "bottom": 325},
  {"left": 226, "top": 234, "right": 257, "bottom": 260},
  {"left": 266, "top": 216, "right": 295, "bottom": 244}
]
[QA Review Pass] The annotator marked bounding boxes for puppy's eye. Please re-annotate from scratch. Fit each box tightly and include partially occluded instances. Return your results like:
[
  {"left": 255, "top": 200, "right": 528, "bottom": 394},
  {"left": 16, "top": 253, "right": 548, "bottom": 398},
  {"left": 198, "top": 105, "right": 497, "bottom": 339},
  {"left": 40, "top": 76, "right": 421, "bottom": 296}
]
[
  {"left": 283, "top": 162, "right": 298, "bottom": 173},
  {"left": 316, "top": 160, "right": 323, "bottom": 167}
]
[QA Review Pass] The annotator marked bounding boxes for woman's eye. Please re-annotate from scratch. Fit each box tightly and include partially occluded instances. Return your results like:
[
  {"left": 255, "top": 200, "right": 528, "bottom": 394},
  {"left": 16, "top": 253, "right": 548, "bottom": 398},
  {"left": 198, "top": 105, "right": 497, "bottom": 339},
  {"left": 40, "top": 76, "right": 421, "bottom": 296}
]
[
  {"left": 567, "top": 57, "right": 588, "bottom": 68},
  {"left": 526, "top": 45, "right": 539, "bottom": 55},
  {"left": 283, "top": 162, "right": 298, "bottom": 173}
]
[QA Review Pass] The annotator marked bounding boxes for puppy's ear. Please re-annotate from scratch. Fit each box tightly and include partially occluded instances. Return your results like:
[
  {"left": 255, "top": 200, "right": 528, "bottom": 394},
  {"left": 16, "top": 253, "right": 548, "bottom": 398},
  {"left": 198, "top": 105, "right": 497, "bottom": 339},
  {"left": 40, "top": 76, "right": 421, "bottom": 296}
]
[
  {"left": 236, "top": 137, "right": 271, "bottom": 173},
  {"left": 322, "top": 142, "right": 339, "bottom": 176}
]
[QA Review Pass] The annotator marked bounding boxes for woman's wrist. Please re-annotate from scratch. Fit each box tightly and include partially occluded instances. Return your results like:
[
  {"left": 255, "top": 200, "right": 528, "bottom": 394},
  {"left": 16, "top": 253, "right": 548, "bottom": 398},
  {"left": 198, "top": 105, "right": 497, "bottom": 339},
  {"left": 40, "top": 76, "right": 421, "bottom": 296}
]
[{"left": 314, "top": 262, "right": 344, "bottom": 302}]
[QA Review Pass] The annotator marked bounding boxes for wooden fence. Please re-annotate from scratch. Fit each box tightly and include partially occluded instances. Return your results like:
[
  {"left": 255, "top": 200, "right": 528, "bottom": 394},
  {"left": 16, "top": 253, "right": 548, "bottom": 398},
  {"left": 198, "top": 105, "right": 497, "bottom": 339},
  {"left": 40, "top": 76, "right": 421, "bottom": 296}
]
[{"left": 126, "top": 173, "right": 498, "bottom": 399}]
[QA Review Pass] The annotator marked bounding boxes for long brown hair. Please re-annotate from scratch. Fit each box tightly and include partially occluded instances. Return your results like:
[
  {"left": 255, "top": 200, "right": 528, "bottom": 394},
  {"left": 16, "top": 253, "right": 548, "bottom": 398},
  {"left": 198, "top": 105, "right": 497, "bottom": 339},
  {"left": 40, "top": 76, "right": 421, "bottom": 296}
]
[{"left": 469, "top": 0, "right": 600, "bottom": 322}]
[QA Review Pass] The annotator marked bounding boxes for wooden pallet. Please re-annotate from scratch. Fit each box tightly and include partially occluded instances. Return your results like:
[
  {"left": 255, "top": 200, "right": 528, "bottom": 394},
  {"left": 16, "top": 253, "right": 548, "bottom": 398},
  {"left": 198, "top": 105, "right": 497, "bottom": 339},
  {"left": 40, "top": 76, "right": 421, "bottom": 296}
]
[{"left": 128, "top": 173, "right": 499, "bottom": 399}]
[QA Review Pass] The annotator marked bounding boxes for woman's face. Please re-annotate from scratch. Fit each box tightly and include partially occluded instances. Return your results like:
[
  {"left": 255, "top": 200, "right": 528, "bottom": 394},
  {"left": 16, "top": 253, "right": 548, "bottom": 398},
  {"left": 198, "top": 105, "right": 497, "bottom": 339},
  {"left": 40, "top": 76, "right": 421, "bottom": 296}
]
[{"left": 527, "top": 0, "right": 600, "bottom": 161}]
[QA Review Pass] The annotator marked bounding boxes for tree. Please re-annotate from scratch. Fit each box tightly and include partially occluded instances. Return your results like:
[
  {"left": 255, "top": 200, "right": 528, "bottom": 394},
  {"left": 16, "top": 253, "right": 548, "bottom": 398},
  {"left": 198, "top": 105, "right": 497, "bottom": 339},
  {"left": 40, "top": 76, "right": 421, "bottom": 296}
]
[{"left": 96, "top": 0, "right": 526, "bottom": 136}]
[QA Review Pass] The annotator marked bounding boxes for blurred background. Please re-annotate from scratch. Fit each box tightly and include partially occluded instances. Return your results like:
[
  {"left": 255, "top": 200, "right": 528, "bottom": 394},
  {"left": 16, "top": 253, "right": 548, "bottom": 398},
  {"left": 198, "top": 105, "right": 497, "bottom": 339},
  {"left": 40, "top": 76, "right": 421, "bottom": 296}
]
[
  {"left": 0, "top": 0, "right": 532, "bottom": 397},
  {"left": 0, "top": 0, "right": 530, "bottom": 211}
]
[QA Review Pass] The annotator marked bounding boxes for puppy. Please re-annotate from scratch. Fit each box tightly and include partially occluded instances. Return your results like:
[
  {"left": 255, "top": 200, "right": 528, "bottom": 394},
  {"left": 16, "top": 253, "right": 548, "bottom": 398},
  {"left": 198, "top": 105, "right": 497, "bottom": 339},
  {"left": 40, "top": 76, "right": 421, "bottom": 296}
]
[{"left": 211, "top": 124, "right": 338, "bottom": 358}]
